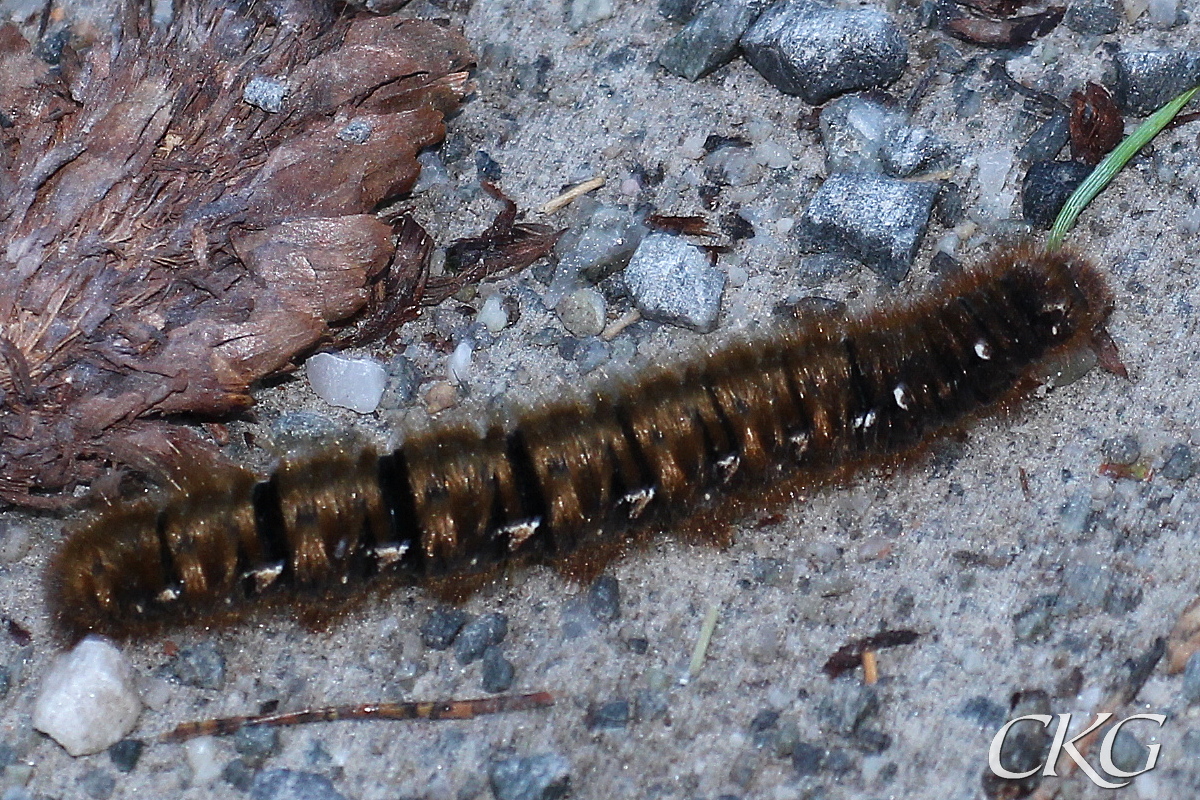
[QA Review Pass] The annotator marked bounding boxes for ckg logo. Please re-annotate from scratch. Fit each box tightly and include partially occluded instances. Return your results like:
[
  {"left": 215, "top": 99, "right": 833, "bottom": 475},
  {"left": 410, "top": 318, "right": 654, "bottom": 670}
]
[{"left": 989, "top": 713, "right": 1166, "bottom": 789}]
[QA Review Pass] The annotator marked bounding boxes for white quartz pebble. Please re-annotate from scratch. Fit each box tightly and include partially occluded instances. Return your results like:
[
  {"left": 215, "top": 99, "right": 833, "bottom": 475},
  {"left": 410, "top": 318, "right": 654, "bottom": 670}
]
[
  {"left": 305, "top": 352, "right": 387, "bottom": 414},
  {"left": 33, "top": 637, "right": 142, "bottom": 756}
]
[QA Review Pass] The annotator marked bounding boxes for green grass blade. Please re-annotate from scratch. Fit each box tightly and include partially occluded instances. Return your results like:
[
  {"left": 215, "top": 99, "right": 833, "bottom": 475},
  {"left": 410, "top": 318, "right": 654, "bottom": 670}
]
[{"left": 1047, "top": 85, "right": 1199, "bottom": 250}]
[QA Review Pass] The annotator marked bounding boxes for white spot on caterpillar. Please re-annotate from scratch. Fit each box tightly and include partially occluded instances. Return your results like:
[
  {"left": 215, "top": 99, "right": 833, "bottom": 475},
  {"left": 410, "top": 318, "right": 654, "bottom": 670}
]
[
  {"left": 974, "top": 340, "right": 992, "bottom": 360},
  {"left": 893, "top": 383, "right": 911, "bottom": 410},
  {"left": 716, "top": 454, "right": 740, "bottom": 482},
  {"left": 373, "top": 542, "right": 410, "bottom": 566},
  {"left": 790, "top": 432, "right": 811, "bottom": 459},
  {"left": 854, "top": 409, "right": 877, "bottom": 430},
  {"left": 155, "top": 587, "right": 179, "bottom": 603},
  {"left": 245, "top": 562, "right": 284, "bottom": 593},
  {"left": 622, "top": 487, "right": 655, "bottom": 519},
  {"left": 497, "top": 520, "right": 540, "bottom": 551}
]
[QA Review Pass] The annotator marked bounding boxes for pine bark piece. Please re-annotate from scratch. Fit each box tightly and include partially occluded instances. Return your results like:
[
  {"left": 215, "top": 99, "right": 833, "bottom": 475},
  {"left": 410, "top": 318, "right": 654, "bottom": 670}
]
[{"left": 0, "top": 3, "right": 473, "bottom": 506}]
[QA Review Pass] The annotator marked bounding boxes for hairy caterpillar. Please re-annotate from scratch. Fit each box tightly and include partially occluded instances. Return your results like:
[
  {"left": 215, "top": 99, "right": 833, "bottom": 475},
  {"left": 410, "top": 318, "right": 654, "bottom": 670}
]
[{"left": 51, "top": 244, "right": 1113, "bottom": 640}]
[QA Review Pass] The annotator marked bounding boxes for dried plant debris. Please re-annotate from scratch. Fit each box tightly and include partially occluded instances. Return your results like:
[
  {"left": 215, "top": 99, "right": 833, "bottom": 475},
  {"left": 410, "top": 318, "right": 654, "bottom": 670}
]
[
  {"left": 1069, "top": 83, "right": 1123, "bottom": 166},
  {"left": 822, "top": 629, "right": 921, "bottom": 678},
  {"left": 946, "top": 5, "right": 1064, "bottom": 47},
  {"left": 0, "top": 1, "right": 476, "bottom": 506}
]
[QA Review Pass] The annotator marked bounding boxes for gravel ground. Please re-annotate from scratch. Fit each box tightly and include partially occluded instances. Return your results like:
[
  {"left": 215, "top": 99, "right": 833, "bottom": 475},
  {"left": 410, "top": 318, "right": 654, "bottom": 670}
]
[{"left": 3, "top": 1, "right": 1200, "bottom": 799}]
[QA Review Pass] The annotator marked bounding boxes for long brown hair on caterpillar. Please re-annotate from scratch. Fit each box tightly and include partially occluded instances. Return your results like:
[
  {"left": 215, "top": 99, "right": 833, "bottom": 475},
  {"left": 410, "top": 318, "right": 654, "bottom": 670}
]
[{"left": 50, "top": 243, "right": 1113, "bottom": 641}]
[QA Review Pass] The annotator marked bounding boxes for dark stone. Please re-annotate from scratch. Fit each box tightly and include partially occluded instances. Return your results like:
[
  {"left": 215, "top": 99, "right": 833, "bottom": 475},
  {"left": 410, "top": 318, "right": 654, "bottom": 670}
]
[
  {"left": 420, "top": 606, "right": 470, "bottom": 650},
  {"left": 108, "top": 739, "right": 144, "bottom": 773},
  {"left": 983, "top": 691, "right": 1052, "bottom": 798},
  {"left": 224, "top": 758, "right": 256, "bottom": 793},
  {"left": 476, "top": 151, "right": 502, "bottom": 182},
  {"left": 792, "top": 741, "right": 825, "bottom": 776},
  {"left": 1013, "top": 594, "right": 1060, "bottom": 642},
  {"left": 251, "top": 769, "right": 346, "bottom": 800},
  {"left": 852, "top": 728, "right": 892, "bottom": 754},
  {"left": 587, "top": 575, "right": 621, "bottom": 623},
  {"left": 1021, "top": 160, "right": 1092, "bottom": 229},
  {"left": 488, "top": 754, "right": 571, "bottom": 800},
  {"left": 658, "top": 0, "right": 771, "bottom": 81},
  {"left": 1113, "top": 51, "right": 1200, "bottom": 116},
  {"left": 817, "top": 684, "right": 879, "bottom": 735},
  {"left": 795, "top": 253, "right": 858, "bottom": 287},
  {"left": 634, "top": 689, "right": 670, "bottom": 721},
  {"left": 741, "top": 0, "right": 908, "bottom": 105},
  {"left": 1101, "top": 434, "right": 1141, "bottom": 466},
  {"left": 959, "top": 697, "right": 1007, "bottom": 729},
  {"left": 169, "top": 641, "right": 226, "bottom": 690},
  {"left": 481, "top": 646, "right": 516, "bottom": 693},
  {"left": 586, "top": 700, "right": 631, "bottom": 730},
  {"left": 1019, "top": 112, "right": 1070, "bottom": 163},
  {"left": 234, "top": 725, "right": 281, "bottom": 766},
  {"left": 658, "top": 0, "right": 703, "bottom": 21},
  {"left": 880, "top": 125, "right": 954, "bottom": 178},
  {"left": 1103, "top": 582, "right": 1144, "bottom": 615},
  {"left": 823, "top": 747, "right": 856, "bottom": 775},
  {"left": 801, "top": 173, "right": 938, "bottom": 280},
  {"left": 625, "top": 637, "right": 649, "bottom": 654},
  {"left": 1182, "top": 652, "right": 1200, "bottom": 705},
  {"left": 750, "top": 709, "right": 781, "bottom": 748},
  {"left": 1161, "top": 443, "right": 1195, "bottom": 481},
  {"left": 454, "top": 612, "right": 508, "bottom": 665},
  {"left": 1064, "top": 0, "right": 1120, "bottom": 34},
  {"left": 934, "top": 181, "right": 965, "bottom": 226},
  {"left": 79, "top": 768, "right": 116, "bottom": 800},
  {"left": 930, "top": 250, "right": 961, "bottom": 275}
]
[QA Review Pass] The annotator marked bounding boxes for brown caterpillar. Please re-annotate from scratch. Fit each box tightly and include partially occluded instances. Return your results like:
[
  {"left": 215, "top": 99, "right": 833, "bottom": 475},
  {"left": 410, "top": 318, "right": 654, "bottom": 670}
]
[{"left": 51, "top": 244, "right": 1113, "bottom": 640}]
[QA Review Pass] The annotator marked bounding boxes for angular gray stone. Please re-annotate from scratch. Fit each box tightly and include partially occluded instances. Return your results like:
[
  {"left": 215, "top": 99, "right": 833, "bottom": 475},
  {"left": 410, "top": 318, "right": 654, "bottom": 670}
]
[
  {"left": 565, "top": 0, "right": 614, "bottom": 31},
  {"left": 489, "top": 754, "right": 571, "bottom": 800},
  {"left": 624, "top": 233, "right": 725, "bottom": 332},
  {"left": 658, "top": 0, "right": 771, "bottom": 81},
  {"left": 250, "top": 769, "right": 346, "bottom": 800},
  {"left": 741, "top": 0, "right": 908, "bottom": 105},
  {"left": 800, "top": 174, "right": 937, "bottom": 280},
  {"left": 1064, "top": 0, "right": 1120, "bottom": 34},
  {"left": 1113, "top": 51, "right": 1200, "bottom": 116}
]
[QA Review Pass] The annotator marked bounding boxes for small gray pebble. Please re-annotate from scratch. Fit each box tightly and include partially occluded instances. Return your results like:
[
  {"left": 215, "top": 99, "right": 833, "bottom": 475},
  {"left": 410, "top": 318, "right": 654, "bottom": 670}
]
[
  {"left": 560, "top": 597, "right": 598, "bottom": 639},
  {"left": 823, "top": 747, "right": 856, "bottom": 775},
  {"left": 1107, "top": 727, "right": 1148, "bottom": 774},
  {"left": 564, "top": 0, "right": 613, "bottom": 30},
  {"left": 852, "top": 728, "right": 891, "bottom": 754},
  {"left": 792, "top": 741, "right": 824, "bottom": 776},
  {"left": 1019, "top": 112, "right": 1070, "bottom": 163},
  {"left": 1161, "top": 443, "right": 1194, "bottom": 481},
  {"left": 574, "top": 337, "right": 610, "bottom": 373},
  {"left": 934, "top": 181, "right": 965, "bottom": 227},
  {"left": 634, "top": 689, "right": 669, "bottom": 722},
  {"left": 489, "top": 754, "right": 571, "bottom": 800},
  {"left": 958, "top": 697, "right": 1007, "bottom": 729},
  {"left": 78, "top": 769, "right": 116, "bottom": 800},
  {"left": 454, "top": 612, "right": 508, "bottom": 665},
  {"left": 1064, "top": 0, "right": 1119, "bottom": 33},
  {"left": 480, "top": 646, "right": 515, "bottom": 693},
  {"left": 586, "top": 700, "right": 631, "bottom": 730},
  {"left": 1183, "top": 652, "right": 1200, "bottom": 706},
  {"left": 421, "top": 606, "right": 470, "bottom": 650},
  {"left": 107, "top": 739, "right": 144, "bottom": 773},
  {"left": 624, "top": 233, "right": 725, "bottom": 333},
  {"left": 1022, "top": 160, "right": 1092, "bottom": 229},
  {"left": 223, "top": 758, "right": 256, "bottom": 793},
  {"left": 1101, "top": 435, "right": 1141, "bottom": 466},
  {"left": 1113, "top": 51, "right": 1200, "bottom": 115},
  {"left": 658, "top": 0, "right": 770, "bottom": 81},
  {"left": 741, "top": 0, "right": 908, "bottom": 105},
  {"left": 250, "top": 769, "right": 347, "bottom": 800},
  {"left": 234, "top": 726, "right": 280, "bottom": 766},
  {"left": 795, "top": 253, "right": 857, "bottom": 287},
  {"left": 587, "top": 575, "right": 620, "bottom": 623},
  {"left": 243, "top": 76, "right": 287, "bottom": 113},
  {"left": 772, "top": 718, "right": 801, "bottom": 758},
  {"left": 801, "top": 173, "right": 937, "bottom": 280},
  {"left": 270, "top": 412, "right": 338, "bottom": 450},
  {"left": 817, "top": 684, "right": 879, "bottom": 735},
  {"left": 1013, "top": 594, "right": 1060, "bottom": 642},
  {"left": 658, "top": 0, "right": 702, "bottom": 21},
  {"left": 170, "top": 641, "right": 226, "bottom": 690}
]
